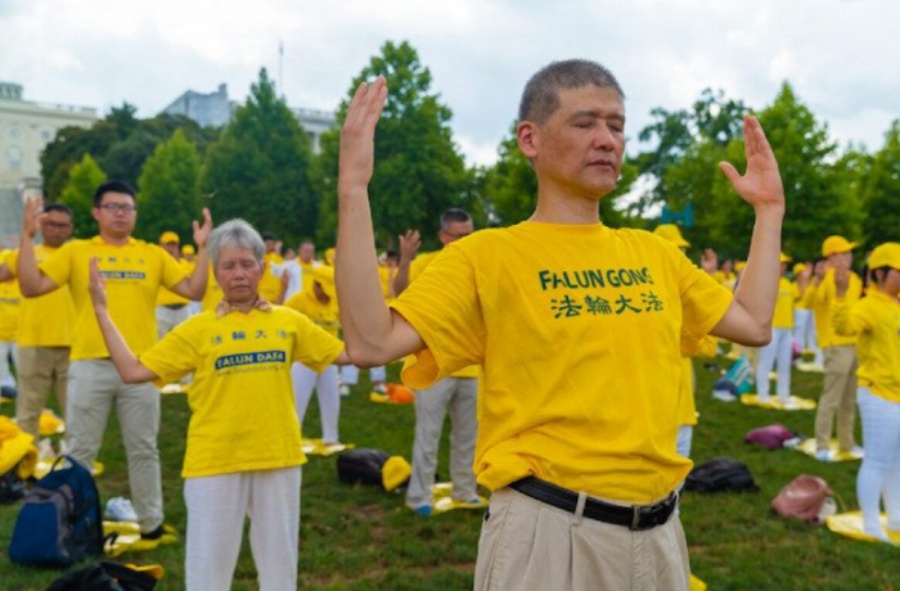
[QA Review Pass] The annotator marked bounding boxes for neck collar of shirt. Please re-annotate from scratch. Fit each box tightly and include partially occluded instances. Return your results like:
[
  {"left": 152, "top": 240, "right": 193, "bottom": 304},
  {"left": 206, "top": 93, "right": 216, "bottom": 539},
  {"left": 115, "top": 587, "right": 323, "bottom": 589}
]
[
  {"left": 216, "top": 296, "right": 273, "bottom": 318},
  {"left": 91, "top": 235, "right": 137, "bottom": 247}
]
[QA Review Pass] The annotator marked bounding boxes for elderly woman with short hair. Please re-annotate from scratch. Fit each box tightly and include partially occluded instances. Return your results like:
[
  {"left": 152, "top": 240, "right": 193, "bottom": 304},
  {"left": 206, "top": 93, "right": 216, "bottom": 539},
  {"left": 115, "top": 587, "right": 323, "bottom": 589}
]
[{"left": 89, "top": 218, "right": 350, "bottom": 591}]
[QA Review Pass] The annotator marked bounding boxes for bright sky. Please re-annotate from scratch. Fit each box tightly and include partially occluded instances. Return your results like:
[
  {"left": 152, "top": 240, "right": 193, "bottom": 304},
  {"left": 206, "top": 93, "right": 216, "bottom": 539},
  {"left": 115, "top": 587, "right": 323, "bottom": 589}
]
[{"left": 3, "top": 0, "right": 898, "bottom": 166}]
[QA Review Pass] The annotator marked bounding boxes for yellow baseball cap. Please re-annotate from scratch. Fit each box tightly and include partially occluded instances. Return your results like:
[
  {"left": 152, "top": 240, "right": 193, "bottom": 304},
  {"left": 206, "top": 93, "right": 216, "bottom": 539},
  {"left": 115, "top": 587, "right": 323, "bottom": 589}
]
[
  {"left": 793, "top": 263, "right": 806, "bottom": 275},
  {"left": 779, "top": 253, "right": 792, "bottom": 263},
  {"left": 309, "top": 265, "right": 335, "bottom": 296},
  {"left": 652, "top": 224, "right": 690, "bottom": 248},
  {"left": 821, "top": 235, "right": 856, "bottom": 257},
  {"left": 381, "top": 456, "right": 412, "bottom": 491},
  {"left": 159, "top": 231, "right": 180, "bottom": 245},
  {"left": 868, "top": 242, "right": 900, "bottom": 270},
  {"left": 735, "top": 261, "right": 747, "bottom": 272},
  {"left": 181, "top": 244, "right": 196, "bottom": 256}
]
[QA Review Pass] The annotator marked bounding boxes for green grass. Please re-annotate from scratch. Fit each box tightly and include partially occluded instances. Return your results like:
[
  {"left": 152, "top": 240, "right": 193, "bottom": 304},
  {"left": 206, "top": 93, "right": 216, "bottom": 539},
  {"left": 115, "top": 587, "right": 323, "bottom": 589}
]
[{"left": 1, "top": 353, "right": 898, "bottom": 590}]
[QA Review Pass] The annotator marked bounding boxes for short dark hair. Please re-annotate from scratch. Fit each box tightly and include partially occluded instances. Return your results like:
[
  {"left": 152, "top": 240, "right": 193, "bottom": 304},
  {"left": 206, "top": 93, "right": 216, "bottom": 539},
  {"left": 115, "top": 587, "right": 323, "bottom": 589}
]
[
  {"left": 440, "top": 208, "right": 472, "bottom": 231},
  {"left": 261, "top": 232, "right": 276, "bottom": 242},
  {"left": 519, "top": 59, "right": 625, "bottom": 124},
  {"left": 93, "top": 180, "right": 136, "bottom": 207},
  {"left": 44, "top": 202, "right": 73, "bottom": 218}
]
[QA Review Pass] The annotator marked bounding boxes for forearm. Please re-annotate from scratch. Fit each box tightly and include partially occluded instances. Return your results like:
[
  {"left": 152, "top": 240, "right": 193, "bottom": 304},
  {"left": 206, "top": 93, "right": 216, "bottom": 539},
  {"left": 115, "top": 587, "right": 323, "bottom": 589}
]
[
  {"left": 335, "top": 184, "right": 397, "bottom": 364},
  {"left": 731, "top": 208, "right": 783, "bottom": 338},
  {"left": 94, "top": 306, "right": 157, "bottom": 383},
  {"left": 17, "top": 235, "right": 50, "bottom": 296},
  {"left": 185, "top": 247, "right": 210, "bottom": 300},
  {"left": 392, "top": 261, "right": 411, "bottom": 296}
]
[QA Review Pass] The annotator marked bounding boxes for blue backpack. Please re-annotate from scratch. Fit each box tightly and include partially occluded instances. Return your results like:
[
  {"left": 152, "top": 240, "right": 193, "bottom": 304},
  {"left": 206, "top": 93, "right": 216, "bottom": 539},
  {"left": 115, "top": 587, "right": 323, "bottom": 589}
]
[{"left": 9, "top": 456, "right": 104, "bottom": 568}]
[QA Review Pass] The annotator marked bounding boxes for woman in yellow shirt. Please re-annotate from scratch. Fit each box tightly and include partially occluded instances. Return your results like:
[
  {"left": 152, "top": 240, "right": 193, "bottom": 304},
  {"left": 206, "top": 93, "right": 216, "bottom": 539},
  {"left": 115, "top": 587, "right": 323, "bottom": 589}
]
[
  {"left": 88, "top": 220, "right": 349, "bottom": 591},
  {"left": 755, "top": 253, "right": 798, "bottom": 405},
  {"left": 833, "top": 243, "right": 900, "bottom": 543}
]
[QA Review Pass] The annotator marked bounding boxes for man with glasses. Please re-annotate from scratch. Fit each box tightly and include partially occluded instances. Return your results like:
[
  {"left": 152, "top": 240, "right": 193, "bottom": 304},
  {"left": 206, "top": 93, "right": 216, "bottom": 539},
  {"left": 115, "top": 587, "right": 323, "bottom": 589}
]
[
  {"left": 16, "top": 180, "right": 212, "bottom": 546},
  {"left": 0, "top": 203, "right": 74, "bottom": 439},
  {"left": 392, "top": 209, "right": 483, "bottom": 517}
]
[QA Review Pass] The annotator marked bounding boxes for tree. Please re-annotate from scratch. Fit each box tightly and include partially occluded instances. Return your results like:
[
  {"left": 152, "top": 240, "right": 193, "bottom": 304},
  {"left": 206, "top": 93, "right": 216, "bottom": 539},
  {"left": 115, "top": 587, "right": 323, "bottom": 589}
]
[
  {"left": 137, "top": 129, "right": 202, "bottom": 243},
  {"left": 859, "top": 120, "right": 900, "bottom": 250},
  {"left": 314, "top": 41, "right": 469, "bottom": 250},
  {"left": 201, "top": 68, "right": 315, "bottom": 244},
  {"left": 58, "top": 154, "right": 107, "bottom": 238}
]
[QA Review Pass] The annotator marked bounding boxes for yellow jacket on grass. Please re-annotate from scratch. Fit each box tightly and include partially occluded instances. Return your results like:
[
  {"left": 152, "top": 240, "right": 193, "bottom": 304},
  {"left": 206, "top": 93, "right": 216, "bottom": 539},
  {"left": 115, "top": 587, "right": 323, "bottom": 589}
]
[
  {"left": 805, "top": 269, "right": 861, "bottom": 348},
  {"left": 391, "top": 222, "right": 733, "bottom": 504},
  {"left": 4, "top": 246, "right": 75, "bottom": 347},
  {"left": 833, "top": 291, "right": 900, "bottom": 403},
  {"left": 139, "top": 307, "right": 344, "bottom": 478},
  {"left": 40, "top": 237, "right": 190, "bottom": 360}
]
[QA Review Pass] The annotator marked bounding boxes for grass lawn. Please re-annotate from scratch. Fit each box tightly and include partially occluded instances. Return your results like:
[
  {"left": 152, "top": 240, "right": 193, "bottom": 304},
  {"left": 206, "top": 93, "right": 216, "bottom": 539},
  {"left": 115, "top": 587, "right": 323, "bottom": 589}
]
[{"left": 1, "top": 352, "right": 898, "bottom": 590}]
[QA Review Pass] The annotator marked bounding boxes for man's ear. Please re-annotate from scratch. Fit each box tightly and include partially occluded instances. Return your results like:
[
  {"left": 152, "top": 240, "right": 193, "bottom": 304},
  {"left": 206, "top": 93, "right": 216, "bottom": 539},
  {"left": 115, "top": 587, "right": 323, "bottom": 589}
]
[{"left": 518, "top": 121, "right": 538, "bottom": 160}]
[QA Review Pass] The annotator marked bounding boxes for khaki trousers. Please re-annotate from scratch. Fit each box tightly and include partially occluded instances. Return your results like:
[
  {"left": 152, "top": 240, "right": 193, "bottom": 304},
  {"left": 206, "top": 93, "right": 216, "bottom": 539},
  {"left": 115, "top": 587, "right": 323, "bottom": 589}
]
[
  {"left": 15, "top": 346, "right": 70, "bottom": 439},
  {"left": 67, "top": 359, "right": 163, "bottom": 532},
  {"left": 475, "top": 487, "right": 690, "bottom": 591},
  {"left": 815, "top": 345, "right": 858, "bottom": 452}
]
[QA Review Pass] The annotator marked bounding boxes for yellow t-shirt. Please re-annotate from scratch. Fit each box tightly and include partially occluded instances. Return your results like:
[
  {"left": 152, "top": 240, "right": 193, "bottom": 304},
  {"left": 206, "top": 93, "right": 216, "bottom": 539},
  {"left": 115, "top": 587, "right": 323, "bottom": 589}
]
[
  {"left": 200, "top": 265, "right": 223, "bottom": 312},
  {"left": 806, "top": 269, "right": 862, "bottom": 348},
  {"left": 676, "top": 336, "right": 718, "bottom": 427},
  {"left": 0, "top": 277, "right": 20, "bottom": 342},
  {"left": 40, "top": 236, "right": 190, "bottom": 360},
  {"left": 390, "top": 222, "right": 734, "bottom": 503},
  {"left": 156, "top": 257, "right": 194, "bottom": 307},
  {"left": 772, "top": 277, "right": 799, "bottom": 330},
  {"left": 258, "top": 261, "right": 283, "bottom": 303},
  {"left": 378, "top": 264, "right": 396, "bottom": 301},
  {"left": 409, "top": 251, "right": 479, "bottom": 380},
  {"left": 5, "top": 245, "right": 75, "bottom": 347},
  {"left": 833, "top": 291, "right": 900, "bottom": 403},
  {"left": 139, "top": 306, "right": 344, "bottom": 477},
  {"left": 284, "top": 290, "right": 341, "bottom": 338}
]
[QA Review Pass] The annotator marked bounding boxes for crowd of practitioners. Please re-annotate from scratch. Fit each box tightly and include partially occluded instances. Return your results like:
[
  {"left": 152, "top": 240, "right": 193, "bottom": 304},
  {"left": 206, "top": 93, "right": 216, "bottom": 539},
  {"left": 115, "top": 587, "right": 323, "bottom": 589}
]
[{"left": 0, "top": 58, "right": 897, "bottom": 591}]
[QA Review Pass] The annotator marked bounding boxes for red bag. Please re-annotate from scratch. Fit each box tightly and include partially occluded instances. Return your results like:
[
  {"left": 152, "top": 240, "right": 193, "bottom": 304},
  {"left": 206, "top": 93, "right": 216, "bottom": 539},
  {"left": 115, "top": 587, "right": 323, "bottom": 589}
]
[
  {"left": 744, "top": 424, "right": 794, "bottom": 450},
  {"left": 771, "top": 475, "right": 833, "bottom": 524}
]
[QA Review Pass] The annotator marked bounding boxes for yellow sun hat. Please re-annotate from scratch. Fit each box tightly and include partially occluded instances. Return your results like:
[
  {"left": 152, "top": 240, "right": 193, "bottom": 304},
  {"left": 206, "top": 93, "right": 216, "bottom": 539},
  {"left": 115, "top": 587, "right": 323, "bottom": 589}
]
[
  {"left": 382, "top": 456, "right": 412, "bottom": 492},
  {"left": 158, "top": 231, "right": 180, "bottom": 245},
  {"left": 868, "top": 242, "right": 900, "bottom": 270},
  {"left": 821, "top": 235, "right": 857, "bottom": 257},
  {"left": 653, "top": 224, "right": 690, "bottom": 248}
]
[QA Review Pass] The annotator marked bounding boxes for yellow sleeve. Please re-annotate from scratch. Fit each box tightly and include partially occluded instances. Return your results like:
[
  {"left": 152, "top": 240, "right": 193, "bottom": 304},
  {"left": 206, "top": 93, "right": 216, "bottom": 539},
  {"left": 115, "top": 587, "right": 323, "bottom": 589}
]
[
  {"left": 38, "top": 241, "right": 73, "bottom": 287},
  {"left": 159, "top": 246, "right": 190, "bottom": 290},
  {"left": 832, "top": 298, "right": 870, "bottom": 337},
  {"left": 814, "top": 273, "right": 835, "bottom": 306},
  {"left": 139, "top": 316, "right": 203, "bottom": 386},
  {"left": 390, "top": 245, "right": 485, "bottom": 389},
  {"left": 289, "top": 309, "right": 344, "bottom": 373}
]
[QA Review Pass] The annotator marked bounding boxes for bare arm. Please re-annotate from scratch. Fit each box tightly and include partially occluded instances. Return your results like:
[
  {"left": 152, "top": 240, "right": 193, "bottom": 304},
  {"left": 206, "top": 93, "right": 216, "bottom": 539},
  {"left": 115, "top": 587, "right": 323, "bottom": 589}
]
[
  {"left": 171, "top": 208, "right": 212, "bottom": 300},
  {"left": 89, "top": 257, "right": 158, "bottom": 383},
  {"left": 710, "top": 116, "right": 785, "bottom": 346},
  {"left": 0, "top": 262, "right": 11, "bottom": 282},
  {"left": 17, "top": 198, "right": 61, "bottom": 297},
  {"left": 335, "top": 77, "right": 425, "bottom": 367},
  {"left": 391, "top": 229, "right": 421, "bottom": 296}
]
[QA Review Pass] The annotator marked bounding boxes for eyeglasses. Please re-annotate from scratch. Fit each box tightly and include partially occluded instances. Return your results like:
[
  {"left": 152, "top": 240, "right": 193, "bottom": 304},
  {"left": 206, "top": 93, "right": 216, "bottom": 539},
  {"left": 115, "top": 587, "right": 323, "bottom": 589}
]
[{"left": 97, "top": 203, "right": 137, "bottom": 214}]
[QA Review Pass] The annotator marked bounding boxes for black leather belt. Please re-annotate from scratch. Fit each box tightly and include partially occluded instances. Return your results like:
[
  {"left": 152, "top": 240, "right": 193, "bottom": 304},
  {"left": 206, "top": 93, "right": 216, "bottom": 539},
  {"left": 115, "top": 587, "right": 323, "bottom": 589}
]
[{"left": 509, "top": 476, "right": 677, "bottom": 531}]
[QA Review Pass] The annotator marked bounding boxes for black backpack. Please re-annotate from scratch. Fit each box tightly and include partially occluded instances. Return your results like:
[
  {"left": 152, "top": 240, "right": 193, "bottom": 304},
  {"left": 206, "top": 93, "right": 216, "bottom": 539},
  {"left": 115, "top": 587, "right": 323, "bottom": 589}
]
[
  {"left": 46, "top": 561, "right": 159, "bottom": 591},
  {"left": 337, "top": 448, "right": 391, "bottom": 487},
  {"left": 8, "top": 456, "right": 104, "bottom": 567},
  {"left": 684, "top": 457, "right": 759, "bottom": 493}
]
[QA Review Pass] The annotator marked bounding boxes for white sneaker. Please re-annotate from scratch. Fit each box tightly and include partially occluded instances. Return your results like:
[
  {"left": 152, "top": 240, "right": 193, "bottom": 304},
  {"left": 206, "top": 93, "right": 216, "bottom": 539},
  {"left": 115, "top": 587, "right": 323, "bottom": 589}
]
[
  {"left": 815, "top": 449, "right": 832, "bottom": 462},
  {"left": 339, "top": 384, "right": 350, "bottom": 397},
  {"left": 105, "top": 496, "right": 138, "bottom": 522}
]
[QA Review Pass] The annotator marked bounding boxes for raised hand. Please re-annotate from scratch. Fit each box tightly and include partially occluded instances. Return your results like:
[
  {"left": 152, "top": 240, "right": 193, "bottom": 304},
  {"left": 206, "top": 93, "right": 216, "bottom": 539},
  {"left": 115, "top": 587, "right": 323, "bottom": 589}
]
[
  {"left": 22, "top": 196, "right": 46, "bottom": 239},
  {"left": 339, "top": 77, "right": 388, "bottom": 193},
  {"left": 398, "top": 230, "right": 421, "bottom": 264},
  {"left": 718, "top": 116, "right": 785, "bottom": 212},
  {"left": 88, "top": 257, "right": 108, "bottom": 311},
  {"left": 192, "top": 207, "right": 213, "bottom": 248}
]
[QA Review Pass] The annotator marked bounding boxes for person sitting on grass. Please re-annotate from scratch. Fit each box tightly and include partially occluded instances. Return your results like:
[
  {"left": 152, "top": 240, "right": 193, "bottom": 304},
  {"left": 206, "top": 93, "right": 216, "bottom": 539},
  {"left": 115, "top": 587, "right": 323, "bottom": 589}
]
[
  {"left": 833, "top": 242, "right": 900, "bottom": 543},
  {"left": 88, "top": 218, "right": 350, "bottom": 591}
]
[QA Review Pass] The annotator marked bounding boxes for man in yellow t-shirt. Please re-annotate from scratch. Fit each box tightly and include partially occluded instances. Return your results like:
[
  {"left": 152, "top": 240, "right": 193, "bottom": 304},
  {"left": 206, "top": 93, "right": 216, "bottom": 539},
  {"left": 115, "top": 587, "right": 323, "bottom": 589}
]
[
  {"left": 258, "top": 233, "right": 284, "bottom": 303},
  {"left": 755, "top": 253, "right": 800, "bottom": 405},
  {"left": 155, "top": 231, "right": 194, "bottom": 338},
  {"left": 806, "top": 235, "right": 863, "bottom": 460},
  {"left": 15, "top": 180, "right": 212, "bottom": 543},
  {"left": 335, "top": 62, "right": 785, "bottom": 590},
  {"left": 0, "top": 203, "right": 74, "bottom": 438},
  {"left": 392, "top": 209, "right": 481, "bottom": 517},
  {"left": 0, "top": 250, "right": 20, "bottom": 394}
]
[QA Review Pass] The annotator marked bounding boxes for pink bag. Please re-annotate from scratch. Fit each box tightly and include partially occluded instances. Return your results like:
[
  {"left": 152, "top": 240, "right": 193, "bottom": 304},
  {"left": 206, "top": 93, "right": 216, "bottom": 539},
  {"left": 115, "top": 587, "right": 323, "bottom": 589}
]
[
  {"left": 744, "top": 424, "right": 794, "bottom": 450},
  {"left": 771, "top": 475, "right": 833, "bottom": 524}
]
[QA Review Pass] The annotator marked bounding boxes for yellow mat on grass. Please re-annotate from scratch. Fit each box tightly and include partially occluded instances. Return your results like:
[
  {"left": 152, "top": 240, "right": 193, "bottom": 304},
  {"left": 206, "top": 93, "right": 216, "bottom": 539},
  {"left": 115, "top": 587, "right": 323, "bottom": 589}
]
[
  {"left": 826, "top": 511, "right": 899, "bottom": 546},
  {"left": 160, "top": 383, "right": 187, "bottom": 395},
  {"left": 34, "top": 459, "right": 104, "bottom": 479},
  {"left": 103, "top": 522, "right": 179, "bottom": 556},
  {"left": 301, "top": 438, "right": 355, "bottom": 456},
  {"left": 794, "top": 438, "right": 863, "bottom": 462},
  {"left": 795, "top": 361, "right": 824, "bottom": 373},
  {"left": 742, "top": 395, "right": 816, "bottom": 410},
  {"left": 690, "top": 574, "right": 707, "bottom": 591},
  {"left": 431, "top": 482, "right": 488, "bottom": 514}
]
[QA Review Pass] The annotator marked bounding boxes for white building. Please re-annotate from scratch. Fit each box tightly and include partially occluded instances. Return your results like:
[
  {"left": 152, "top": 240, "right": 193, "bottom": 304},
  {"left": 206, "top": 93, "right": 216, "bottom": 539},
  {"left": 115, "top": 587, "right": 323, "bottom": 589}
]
[
  {"left": 161, "top": 83, "right": 335, "bottom": 153},
  {"left": 0, "top": 82, "right": 98, "bottom": 244}
]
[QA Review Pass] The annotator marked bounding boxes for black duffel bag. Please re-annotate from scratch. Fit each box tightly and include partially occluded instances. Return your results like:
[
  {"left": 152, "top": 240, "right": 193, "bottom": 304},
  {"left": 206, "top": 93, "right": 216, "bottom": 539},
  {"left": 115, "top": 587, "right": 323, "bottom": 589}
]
[
  {"left": 684, "top": 457, "right": 759, "bottom": 493},
  {"left": 336, "top": 448, "right": 391, "bottom": 487}
]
